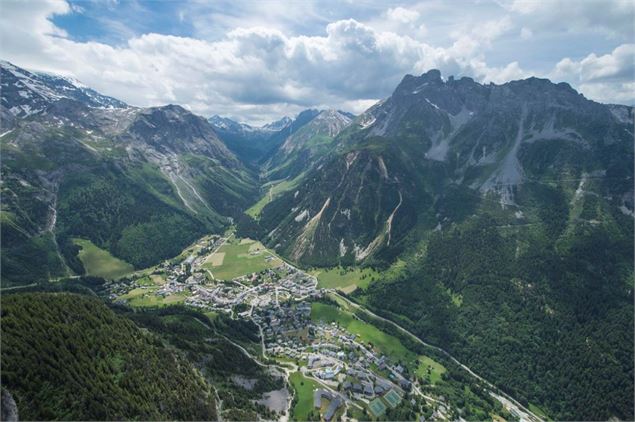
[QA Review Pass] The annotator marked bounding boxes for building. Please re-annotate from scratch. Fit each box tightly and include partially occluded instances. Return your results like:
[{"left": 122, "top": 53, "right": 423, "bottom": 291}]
[{"left": 324, "top": 397, "right": 343, "bottom": 421}]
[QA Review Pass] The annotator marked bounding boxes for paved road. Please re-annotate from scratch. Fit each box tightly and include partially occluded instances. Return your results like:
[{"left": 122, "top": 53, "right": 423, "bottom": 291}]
[{"left": 332, "top": 291, "right": 543, "bottom": 422}]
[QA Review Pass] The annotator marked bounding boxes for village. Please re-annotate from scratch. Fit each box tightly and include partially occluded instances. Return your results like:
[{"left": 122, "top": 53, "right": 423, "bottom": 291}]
[{"left": 107, "top": 233, "right": 455, "bottom": 421}]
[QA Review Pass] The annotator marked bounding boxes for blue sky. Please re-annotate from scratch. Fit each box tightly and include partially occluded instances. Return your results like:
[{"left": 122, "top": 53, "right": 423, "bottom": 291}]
[{"left": 1, "top": 0, "right": 633, "bottom": 124}]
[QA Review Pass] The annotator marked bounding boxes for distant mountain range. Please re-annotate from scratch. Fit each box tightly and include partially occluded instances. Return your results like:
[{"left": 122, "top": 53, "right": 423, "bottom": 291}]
[{"left": 258, "top": 69, "right": 633, "bottom": 265}]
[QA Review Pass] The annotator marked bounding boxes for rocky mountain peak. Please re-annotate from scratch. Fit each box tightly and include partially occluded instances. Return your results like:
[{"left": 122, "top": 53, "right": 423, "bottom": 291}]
[{"left": 0, "top": 60, "right": 127, "bottom": 120}]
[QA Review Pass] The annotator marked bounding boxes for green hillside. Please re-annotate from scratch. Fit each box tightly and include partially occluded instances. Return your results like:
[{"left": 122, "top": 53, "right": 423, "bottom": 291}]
[{"left": 0, "top": 293, "right": 216, "bottom": 420}]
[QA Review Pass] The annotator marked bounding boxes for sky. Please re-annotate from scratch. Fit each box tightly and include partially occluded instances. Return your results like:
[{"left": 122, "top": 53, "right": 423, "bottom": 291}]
[{"left": 0, "top": 0, "right": 633, "bottom": 125}]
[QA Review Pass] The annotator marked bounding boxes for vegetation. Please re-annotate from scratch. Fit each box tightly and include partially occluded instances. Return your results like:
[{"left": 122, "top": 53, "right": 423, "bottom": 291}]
[
  {"left": 0, "top": 293, "right": 216, "bottom": 420},
  {"left": 416, "top": 356, "right": 446, "bottom": 385},
  {"left": 312, "top": 266, "right": 379, "bottom": 292},
  {"left": 246, "top": 174, "right": 305, "bottom": 219},
  {"left": 119, "top": 287, "right": 190, "bottom": 308},
  {"left": 203, "top": 237, "right": 282, "bottom": 280},
  {"left": 126, "top": 306, "right": 283, "bottom": 421},
  {"left": 288, "top": 372, "right": 320, "bottom": 421},
  {"left": 364, "top": 214, "right": 634, "bottom": 420},
  {"left": 73, "top": 238, "right": 134, "bottom": 280},
  {"left": 311, "top": 302, "right": 416, "bottom": 365}
]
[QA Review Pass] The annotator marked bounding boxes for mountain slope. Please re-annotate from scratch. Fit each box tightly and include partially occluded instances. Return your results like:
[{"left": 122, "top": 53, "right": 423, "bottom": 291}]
[
  {"left": 260, "top": 70, "right": 633, "bottom": 266},
  {"left": 264, "top": 109, "right": 354, "bottom": 181},
  {"left": 0, "top": 292, "right": 217, "bottom": 421},
  {"left": 0, "top": 61, "right": 258, "bottom": 286},
  {"left": 208, "top": 114, "right": 285, "bottom": 164},
  {"left": 208, "top": 109, "right": 325, "bottom": 166},
  {"left": 259, "top": 70, "right": 633, "bottom": 420},
  {"left": 0, "top": 60, "right": 126, "bottom": 122}
]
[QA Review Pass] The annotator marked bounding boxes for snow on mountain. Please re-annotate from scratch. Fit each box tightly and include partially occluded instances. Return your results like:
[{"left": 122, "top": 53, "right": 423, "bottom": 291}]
[{"left": 0, "top": 60, "right": 127, "bottom": 118}]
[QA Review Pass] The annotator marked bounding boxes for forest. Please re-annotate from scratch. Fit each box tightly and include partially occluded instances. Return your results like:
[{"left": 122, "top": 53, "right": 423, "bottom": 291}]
[{"left": 363, "top": 214, "right": 634, "bottom": 421}]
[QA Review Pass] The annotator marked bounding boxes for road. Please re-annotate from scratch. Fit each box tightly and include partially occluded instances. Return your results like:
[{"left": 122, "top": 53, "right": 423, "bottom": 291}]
[
  {"left": 191, "top": 230, "right": 541, "bottom": 421},
  {"left": 332, "top": 291, "right": 543, "bottom": 422}
]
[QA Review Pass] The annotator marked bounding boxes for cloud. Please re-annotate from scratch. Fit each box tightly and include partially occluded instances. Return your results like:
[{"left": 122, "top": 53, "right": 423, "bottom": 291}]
[
  {"left": 386, "top": 7, "right": 420, "bottom": 23},
  {"left": 520, "top": 27, "right": 532, "bottom": 40},
  {"left": 0, "top": 0, "right": 632, "bottom": 124},
  {"left": 551, "top": 44, "right": 635, "bottom": 104},
  {"left": 507, "top": 0, "right": 634, "bottom": 39}
]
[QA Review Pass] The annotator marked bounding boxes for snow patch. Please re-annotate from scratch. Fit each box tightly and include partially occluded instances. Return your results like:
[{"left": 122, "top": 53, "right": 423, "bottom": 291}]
[
  {"left": 345, "top": 151, "right": 359, "bottom": 170},
  {"left": 424, "top": 97, "right": 440, "bottom": 110},
  {"left": 359, "top": 114, "right": 376, "bottom": 129},
  {"left": 619, "top": 205, "right": 634, "bottom": 217}
]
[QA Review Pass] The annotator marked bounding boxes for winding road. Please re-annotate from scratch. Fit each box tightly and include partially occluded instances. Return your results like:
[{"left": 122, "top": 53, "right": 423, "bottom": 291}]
[{"left": 332, "top": 291, "right": 542, "bottom": 422}]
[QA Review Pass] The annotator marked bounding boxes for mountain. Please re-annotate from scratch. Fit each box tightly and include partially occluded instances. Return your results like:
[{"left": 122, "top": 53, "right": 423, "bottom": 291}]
[
  {"left": 260, "top": 70, "right": 634, "bottom": 420},
  {"left": 264, "top": 109, "right": 354, "bottom": 180},
  {"left": 262, "top": 115, "right": 293, "bottom": 131},
  {"left": 260, "top": 69, "right": 633, "bottom": 266},
  {"left": 207, "top": 110, "right": 323, "bottom": 165},
  {"left": 0, "top": 60, "right": 126, "bottom": 122},
  {"left": 0, "top": 291, "right": 280, "bottom": 421},
  {"left": 0, "top": 61, "right": 257, "bottom": 286},
  {"left": 207, "top": 114, "right": 283, "bottom": 164}
]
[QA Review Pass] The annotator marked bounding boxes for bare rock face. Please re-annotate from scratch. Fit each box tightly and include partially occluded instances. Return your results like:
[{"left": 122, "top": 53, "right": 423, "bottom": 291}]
[
  {"left": 260, "top": 70, "right": 634, "bottom": 266},
  {"left": 1, "top": 389, "right": 19, "bottom": 422}
]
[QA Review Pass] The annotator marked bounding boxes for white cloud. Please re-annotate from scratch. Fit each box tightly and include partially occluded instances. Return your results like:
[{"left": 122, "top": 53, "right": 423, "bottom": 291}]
[
  {"left": 386, "top": 7, "right": 420, "bottom": 23},
  {"left": 0, "top": 0, "right": 632, "bottom": 124},
  {"left": 507, "top": 0, "right": 634, "bottom": 39},
  {"left": 551, "top": 44, "right": 635, "bottom": 104}
]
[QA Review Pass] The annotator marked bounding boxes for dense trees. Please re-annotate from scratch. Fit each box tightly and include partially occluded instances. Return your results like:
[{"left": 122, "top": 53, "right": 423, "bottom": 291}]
[
  {"left": 364, "top": 214, "right": 634, "bottom": 420},
  {"left": 0, "top": 293, "right": 216, "bottom": 420}
]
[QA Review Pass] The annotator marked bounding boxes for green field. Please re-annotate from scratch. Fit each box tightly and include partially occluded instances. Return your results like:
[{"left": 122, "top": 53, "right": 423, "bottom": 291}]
[
  {"left": 312, "top": 266, "right": 379, "bottom": 292},
  {"left": 416, "top": 356, "right": 446, "bottom": 385},
  {"left": 311, "top": 303, "right": 415, "bottom": 365},
  {"left": 529, "top": 403, "right": 549, "bottom": 420},
  {"left": 119, "top": 287, "right": 189, "bottom": 308},
  {"left": 73, "top": 238, "right": 134, "bottom": 280},
  {"left": 289, "top": 372, "right": 320, "bottom": 421},
  {"left": 246, "top": 174, "right": 305, "bottom": 218},
  {"left": 202, "top": 237, "right": 282, "bottom": 280}
]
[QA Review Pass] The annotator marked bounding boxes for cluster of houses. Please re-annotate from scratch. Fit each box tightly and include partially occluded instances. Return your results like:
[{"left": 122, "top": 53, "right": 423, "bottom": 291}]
[
  {"left": 108, "top": 233, "right": 445, "bottom": 421},
  {"left": 313, "top": 389, "right": 344, "bottom": 421},
  {"left": 183, "top": 266, "right": 320, "bottom": 315},
  {"left": 256, "top": 301, "right": 416, "bottom": 419}
]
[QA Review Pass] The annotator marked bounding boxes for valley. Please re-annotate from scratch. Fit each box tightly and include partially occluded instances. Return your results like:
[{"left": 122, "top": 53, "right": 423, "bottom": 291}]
[
  {"left": 1, "top": 59, "right": 633, "bottom": 421},
  {"left": 104, "top": 229, "right": 541, "bottom": 422}
]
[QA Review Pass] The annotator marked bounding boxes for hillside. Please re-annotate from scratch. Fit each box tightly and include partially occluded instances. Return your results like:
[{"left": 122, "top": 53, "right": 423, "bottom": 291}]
[
  {"left": 0, "top": 61, "right": 258, "bottom": 286},
  {"left": 264, "top": 109, "right": 354, "bottom": 181},
  {"left": 0, "top": 293, "right": 217, "bottom": 420},
  {"left": 257, "top": 70, "right": 634, "bottom": 419}
]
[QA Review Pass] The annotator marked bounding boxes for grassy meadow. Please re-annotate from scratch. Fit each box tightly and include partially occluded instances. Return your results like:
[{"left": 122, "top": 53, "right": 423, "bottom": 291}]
[
  {"left": 289, "top": 372, "right": 320, "bottom": 421},
  {"left": 312, "top": 266, "right": 379, "bottom": 292},
  {"left": 311, "top": 302, "right": 416, "bottom": 365},
  {"left": 202, "top": 237, "right": 282, "bottom": 280},
  {"left": 73, "top": 238, "right": 134, "bottom": 280}
]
